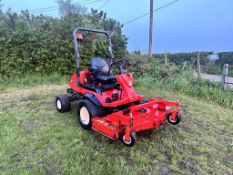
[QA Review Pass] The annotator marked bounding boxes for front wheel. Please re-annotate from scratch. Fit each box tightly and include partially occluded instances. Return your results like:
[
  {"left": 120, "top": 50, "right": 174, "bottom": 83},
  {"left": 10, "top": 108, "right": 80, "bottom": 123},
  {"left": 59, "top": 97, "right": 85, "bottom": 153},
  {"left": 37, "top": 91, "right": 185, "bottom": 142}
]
[
  {"left": 121, "top": 133, "right": 136, "bottom": 147},
  {"left": 77, "top": 100, "right": 103, "bottom": 130},
  {"left": 167, "top": 113, "right": 181, "bottom": 125}
]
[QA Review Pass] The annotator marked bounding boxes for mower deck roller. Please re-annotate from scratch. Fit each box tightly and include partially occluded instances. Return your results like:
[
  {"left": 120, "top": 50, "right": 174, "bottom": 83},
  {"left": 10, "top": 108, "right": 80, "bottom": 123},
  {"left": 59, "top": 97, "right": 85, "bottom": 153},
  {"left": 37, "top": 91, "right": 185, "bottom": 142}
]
[{"left": 55, "top": 27, "right": 181, "bottom": 147}]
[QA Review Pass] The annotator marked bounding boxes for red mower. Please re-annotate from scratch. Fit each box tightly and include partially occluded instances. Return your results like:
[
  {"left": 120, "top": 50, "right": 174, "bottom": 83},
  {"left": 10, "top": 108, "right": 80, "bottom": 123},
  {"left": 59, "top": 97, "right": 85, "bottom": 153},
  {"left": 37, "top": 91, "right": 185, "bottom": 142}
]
[{"left": 55, "top": 28, "right": 181, "bottom": 147}]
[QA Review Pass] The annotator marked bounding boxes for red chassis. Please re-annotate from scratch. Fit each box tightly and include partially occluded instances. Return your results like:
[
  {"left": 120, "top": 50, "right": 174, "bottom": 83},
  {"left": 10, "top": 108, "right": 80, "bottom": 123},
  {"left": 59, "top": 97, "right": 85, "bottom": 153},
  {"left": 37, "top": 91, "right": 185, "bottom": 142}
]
[{"left": 69, "top": 70, "right": 180, "bottom": 144}]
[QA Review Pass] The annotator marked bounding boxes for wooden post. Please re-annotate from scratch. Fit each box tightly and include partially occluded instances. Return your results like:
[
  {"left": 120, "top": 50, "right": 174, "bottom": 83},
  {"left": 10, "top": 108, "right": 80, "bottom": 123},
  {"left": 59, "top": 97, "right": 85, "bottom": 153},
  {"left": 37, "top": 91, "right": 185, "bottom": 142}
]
[
  {"left": 221, "top": 64, "right": 229, "bottom": 90},
  {"left": 164, "top": 51, "right": 168, "bottom": 66},
  {"left": 182, "top": 61, "right": 187, "bottom": 70},
  {"left": 197, "top": 51, "right": 201, "bottom": 78}
]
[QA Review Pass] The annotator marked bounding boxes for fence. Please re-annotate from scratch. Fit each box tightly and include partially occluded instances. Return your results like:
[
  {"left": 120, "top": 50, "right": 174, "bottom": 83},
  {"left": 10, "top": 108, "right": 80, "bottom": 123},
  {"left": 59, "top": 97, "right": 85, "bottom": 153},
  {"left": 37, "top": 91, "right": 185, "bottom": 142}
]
[{"left": 221, "top": 64, "right": 233, "bottom": 90}]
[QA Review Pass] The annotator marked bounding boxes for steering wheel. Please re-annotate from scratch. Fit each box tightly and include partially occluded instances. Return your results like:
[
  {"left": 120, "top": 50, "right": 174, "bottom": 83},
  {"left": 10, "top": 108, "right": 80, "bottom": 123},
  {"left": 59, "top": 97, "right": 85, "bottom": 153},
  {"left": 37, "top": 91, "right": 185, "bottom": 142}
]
[{"left": 110, "top": 58, "right": 129, "bottom": 74}]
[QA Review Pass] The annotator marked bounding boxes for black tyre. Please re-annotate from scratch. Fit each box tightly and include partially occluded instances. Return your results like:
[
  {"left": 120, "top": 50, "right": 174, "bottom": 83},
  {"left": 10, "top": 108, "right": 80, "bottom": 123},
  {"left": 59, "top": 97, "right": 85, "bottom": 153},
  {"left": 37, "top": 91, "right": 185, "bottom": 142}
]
[
  {"left": 121, "top": 133, "right": 136, "bottom": 147},
  {"left": 77, "top": 100, "right": 104, "bottom": 130},
  {"left": 55, "top": 95, "right": 71, "bottom": 113},
  {"left": 167, "top": 113, "right": 181, "bottom": 125}
]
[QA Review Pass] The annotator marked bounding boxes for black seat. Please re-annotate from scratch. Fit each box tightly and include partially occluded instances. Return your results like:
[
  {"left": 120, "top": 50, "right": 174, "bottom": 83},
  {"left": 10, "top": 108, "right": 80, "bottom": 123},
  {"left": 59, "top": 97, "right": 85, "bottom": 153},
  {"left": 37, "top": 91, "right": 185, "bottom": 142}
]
[
  {"left": 95, "top": 75, "right": 116, "bottom": 83},
  {"left": 89, "top": 57, "right": 117, "bottom": 83},
  {"left": 100, "top": 82, "right": 120, "bottom": 90}
]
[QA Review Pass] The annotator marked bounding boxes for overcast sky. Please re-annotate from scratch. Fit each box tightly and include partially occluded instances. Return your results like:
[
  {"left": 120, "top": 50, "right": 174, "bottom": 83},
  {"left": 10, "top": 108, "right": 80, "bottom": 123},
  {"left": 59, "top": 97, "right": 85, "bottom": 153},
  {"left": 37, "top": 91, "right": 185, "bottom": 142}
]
[{"left": 2, "top": 0, "right": 233, "bottom": 53}]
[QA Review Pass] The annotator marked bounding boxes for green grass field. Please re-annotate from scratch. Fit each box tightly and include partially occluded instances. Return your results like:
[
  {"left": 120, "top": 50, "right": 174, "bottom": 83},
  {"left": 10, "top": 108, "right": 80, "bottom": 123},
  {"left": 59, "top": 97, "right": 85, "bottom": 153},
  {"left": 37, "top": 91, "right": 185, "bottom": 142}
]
[{"left": 0, "top": 80, "right": 233, "bottom": 175}]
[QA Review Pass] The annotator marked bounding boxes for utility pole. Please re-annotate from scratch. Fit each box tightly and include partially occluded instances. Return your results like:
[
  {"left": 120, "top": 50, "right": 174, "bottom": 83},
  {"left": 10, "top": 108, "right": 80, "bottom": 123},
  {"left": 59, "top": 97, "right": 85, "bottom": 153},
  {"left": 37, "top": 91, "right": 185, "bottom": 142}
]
[{"left": 149, "top": 0, "right": 153, "bottom": 56}]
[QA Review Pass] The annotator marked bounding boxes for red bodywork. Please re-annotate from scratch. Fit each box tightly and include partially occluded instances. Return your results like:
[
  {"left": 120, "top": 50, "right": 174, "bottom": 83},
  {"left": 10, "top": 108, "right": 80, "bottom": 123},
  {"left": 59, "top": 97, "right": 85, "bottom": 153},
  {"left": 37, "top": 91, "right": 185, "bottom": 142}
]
[
  {"left": 69, "top": 70, "right": 144, "bottom": 107},
  {"left": 69, "top": 71, "right": 180, "bottom": 141}
]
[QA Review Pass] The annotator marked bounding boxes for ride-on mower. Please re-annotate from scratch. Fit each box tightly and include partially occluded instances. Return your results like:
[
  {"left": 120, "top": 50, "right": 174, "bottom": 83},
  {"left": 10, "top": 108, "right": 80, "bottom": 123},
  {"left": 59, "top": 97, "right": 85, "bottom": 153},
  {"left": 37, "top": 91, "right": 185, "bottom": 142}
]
[{"left": 55, "top": 27, "right": 181, "bottom": 147}]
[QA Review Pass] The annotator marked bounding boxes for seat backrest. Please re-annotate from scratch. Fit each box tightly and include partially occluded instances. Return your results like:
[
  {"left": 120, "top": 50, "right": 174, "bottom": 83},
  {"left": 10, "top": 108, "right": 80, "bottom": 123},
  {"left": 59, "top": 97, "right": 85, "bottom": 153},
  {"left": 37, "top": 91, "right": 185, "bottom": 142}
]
[{"left": 89, "top": 57, "right": 110, "bottom": 76}]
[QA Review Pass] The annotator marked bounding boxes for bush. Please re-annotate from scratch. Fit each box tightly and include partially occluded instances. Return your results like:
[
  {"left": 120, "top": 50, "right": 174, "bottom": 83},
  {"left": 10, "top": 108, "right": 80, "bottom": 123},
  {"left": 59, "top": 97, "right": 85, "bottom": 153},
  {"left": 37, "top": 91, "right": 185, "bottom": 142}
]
[
  {"left": 0, "top": 2, "right": 127, "bottom": 76},
  {"left": 128, "top": 54, "right": 184, "bottom": 78}
]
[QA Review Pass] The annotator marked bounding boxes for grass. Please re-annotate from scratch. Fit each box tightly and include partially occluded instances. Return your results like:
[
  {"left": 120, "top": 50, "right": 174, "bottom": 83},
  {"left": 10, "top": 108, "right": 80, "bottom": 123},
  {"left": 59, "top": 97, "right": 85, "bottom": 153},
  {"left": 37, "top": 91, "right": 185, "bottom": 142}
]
[
  {"left": 134, "top": 73, "right": 233, "bottom": 110},
  {"left": 130, "top": 56, "right": 233, "bottom": 109},
  {"left": 0, "top": 73, "right": 69, "bottom": 92},
  {"left": 0, "top": 77, "right": 233, "bottom": 174}
]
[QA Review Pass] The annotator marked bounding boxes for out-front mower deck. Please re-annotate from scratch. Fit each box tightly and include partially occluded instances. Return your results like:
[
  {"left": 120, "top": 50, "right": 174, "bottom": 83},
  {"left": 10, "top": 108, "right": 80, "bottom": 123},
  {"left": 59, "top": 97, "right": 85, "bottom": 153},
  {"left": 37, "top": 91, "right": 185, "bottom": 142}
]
[
  {"left": 55, "top": 27, "right": 181, "bottom": 147},
  {"left": 92, "top": 98, "right": 180, "bottom": 146}
]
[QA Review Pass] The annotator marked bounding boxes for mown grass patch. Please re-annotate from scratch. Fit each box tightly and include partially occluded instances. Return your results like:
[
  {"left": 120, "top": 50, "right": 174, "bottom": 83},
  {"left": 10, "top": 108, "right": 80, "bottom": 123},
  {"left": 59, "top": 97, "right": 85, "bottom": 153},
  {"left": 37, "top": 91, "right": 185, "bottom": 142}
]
[{"left": 0, "top": 83, "right": 233, "bottom": 174}]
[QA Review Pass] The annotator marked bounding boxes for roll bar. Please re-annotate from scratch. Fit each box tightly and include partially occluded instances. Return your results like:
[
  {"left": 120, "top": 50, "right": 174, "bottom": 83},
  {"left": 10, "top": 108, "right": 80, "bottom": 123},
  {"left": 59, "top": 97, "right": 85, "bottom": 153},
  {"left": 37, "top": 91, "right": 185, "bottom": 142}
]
[{"left": 73, "top": 27, "right": 113, "bottom": 85}]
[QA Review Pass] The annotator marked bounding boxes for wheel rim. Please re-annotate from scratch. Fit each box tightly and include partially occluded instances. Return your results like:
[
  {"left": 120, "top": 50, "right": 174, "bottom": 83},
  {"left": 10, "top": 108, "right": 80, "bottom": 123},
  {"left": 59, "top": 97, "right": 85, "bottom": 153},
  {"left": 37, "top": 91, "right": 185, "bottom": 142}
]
[
  {"left": 123, "top": 135, "right": 132, "bottom": 145},
  {"left": 169, "top": 115, "right": 177, "bottom": 123},
  {"left": 57, "top": 100, "right": 62, "bottom": 110},
  {"left": 80, "top": 106, "right": 90, "bottom": 125}
]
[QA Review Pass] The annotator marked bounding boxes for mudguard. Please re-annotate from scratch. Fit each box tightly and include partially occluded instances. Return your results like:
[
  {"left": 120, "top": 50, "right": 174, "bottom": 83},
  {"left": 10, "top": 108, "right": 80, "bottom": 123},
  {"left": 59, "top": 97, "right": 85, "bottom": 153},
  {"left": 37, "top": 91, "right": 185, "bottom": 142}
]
[{"left": 84, "top": 93, "right": 102, "bottom": 106}]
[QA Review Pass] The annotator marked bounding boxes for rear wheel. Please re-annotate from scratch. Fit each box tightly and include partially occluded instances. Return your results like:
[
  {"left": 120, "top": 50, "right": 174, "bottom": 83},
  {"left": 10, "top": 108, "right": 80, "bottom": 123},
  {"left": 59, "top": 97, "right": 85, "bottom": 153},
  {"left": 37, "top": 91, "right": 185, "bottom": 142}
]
[
  {"left": 77, "top": 100, "right": 104, "bottom": 130},
  {"left": 55, "top": 95, "right": 71, "bottom": 113}
]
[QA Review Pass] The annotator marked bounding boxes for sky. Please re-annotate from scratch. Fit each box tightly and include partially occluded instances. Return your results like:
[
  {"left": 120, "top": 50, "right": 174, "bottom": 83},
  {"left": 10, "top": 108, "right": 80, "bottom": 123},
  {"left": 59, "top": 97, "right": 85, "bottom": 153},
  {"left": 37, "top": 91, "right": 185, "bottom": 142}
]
[{"left": 2, "top": 0, "right": 233, "bottom": 53}]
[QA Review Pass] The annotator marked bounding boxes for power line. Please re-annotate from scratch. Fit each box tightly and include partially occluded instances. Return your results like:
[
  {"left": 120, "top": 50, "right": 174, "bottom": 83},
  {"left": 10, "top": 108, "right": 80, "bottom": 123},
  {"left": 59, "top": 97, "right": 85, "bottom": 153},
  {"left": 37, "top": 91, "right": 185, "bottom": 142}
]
[
  {"left": 10, "top": 0, "right": 179, "bottom": 27},
  {"left": 27, "top": 0, "right": 92, "bottom": 12},
  {"left": 29, "top": 6, "right": 58, "bottom": 13},
  {"left": 26, "top": 0, "right": 103, "bottom": 14},
  {"left": 123, "top": 0, "right": 179, "bottom": 26},
  {"left": 31, "top": 7, "right": 60, "bottom": 14},
  {"left": 84, "top": 0, "right": 104, "bottom": 5},
  {"left": 98, "top": 0, "right": 111, "bottom": 10}
]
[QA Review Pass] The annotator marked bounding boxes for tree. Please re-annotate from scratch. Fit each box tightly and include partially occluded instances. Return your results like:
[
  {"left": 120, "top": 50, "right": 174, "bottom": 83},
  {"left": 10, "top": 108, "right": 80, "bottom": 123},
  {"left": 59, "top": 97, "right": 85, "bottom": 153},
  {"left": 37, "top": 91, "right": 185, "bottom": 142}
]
[
  {"left": 0, "top": 0, "right": 3, "bottom": 16},
  {"left": 216, "top": 52, "right": 233, "bottom": 66},
  {"left": 57, "top": 0, "right": 87, "bottom": 17},
  {"left": 0, "top": 0, "right": 128, "bottom": 76}
]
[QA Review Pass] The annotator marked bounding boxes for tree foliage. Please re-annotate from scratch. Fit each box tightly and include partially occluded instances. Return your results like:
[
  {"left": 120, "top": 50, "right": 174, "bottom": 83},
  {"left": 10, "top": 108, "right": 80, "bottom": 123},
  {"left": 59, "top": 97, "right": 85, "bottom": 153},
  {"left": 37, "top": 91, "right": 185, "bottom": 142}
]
[
  {"left": 0, "top": 0, "right": 127, "bottom": 76},
  {"left": 216, "top": 52, "right": 233, "bottom": 66}
]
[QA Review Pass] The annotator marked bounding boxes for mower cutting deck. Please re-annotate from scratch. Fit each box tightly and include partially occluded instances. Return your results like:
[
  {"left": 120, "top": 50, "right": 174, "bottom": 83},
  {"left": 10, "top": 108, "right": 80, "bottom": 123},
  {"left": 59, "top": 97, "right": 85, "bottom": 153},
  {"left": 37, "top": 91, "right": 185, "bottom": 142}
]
[{"left": 55, "top": 27, "right": 181, "bottom": 147}]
